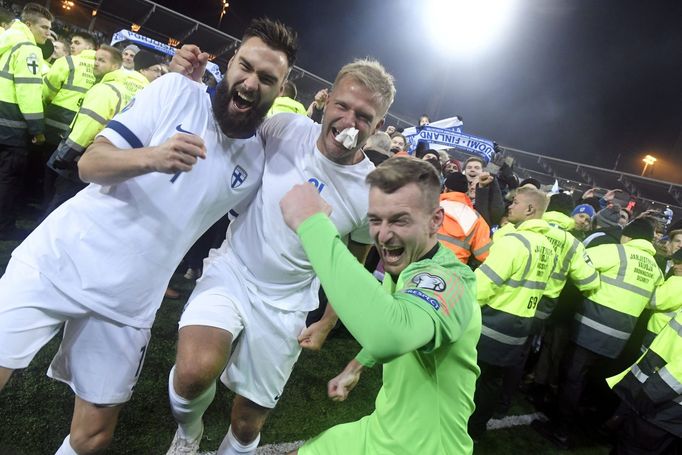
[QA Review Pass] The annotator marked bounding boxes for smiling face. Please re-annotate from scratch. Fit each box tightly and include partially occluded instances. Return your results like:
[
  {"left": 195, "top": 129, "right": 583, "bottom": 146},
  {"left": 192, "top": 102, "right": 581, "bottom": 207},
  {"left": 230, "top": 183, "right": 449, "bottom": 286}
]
[
  {"left": 122, "top": 49, "right": 136, "bottom": 70},
  {"left": 390, "top": 135, "right": 405, "bottom": 151},
  {"left": 368, "top": 183, "right": 442, "bottom": 276},
  {"left": 464, "top": 160, "right": 483, "bottom": 180},
  {"left": 213, "top": 36, "right": 289, "bottom": 139},
  {"left": 317, "top": 75, "right": 384, "bottom": 165},
  {"left": 573, "top": 212, "right": 592, "bottom": 231}
]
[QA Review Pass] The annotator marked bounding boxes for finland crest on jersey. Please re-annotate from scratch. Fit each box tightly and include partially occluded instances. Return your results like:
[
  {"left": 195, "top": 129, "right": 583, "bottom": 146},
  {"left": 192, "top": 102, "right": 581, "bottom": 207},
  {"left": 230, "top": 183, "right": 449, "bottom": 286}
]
[{"left": 231, "top": 165, "right": 247, "bottom": 188}]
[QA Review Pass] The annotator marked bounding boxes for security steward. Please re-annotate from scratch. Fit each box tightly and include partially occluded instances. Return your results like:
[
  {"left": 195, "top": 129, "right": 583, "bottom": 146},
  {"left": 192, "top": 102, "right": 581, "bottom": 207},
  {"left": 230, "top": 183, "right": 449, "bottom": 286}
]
[
  {"left": 42, "top": 31, "right": 97, "bottom": 146},
  {"left": 535, "top": 218, "right": 664, "bottom": 447},
  {"left": 642, "top": 248, "right": 682, "bottom": 348},
  {"left": 468, "top": 187, "right": 557, "bottom": 439},
  {"left": 607, "top": 308, "right": 682, "bottom": 454},
  {"left": 44, "top": 47, "right": 155, "bottom": 213},
  {"left": 0, "top": 3, "right": 52, "bottom": 238}
]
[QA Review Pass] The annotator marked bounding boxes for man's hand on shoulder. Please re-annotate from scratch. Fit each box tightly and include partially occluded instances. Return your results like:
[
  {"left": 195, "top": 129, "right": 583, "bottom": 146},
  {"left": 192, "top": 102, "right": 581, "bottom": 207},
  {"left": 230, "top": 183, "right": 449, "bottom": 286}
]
[
  {"left": 280, "top": 183, "right": 332, "bottom": 231},
  {"left": 170, "top": 45, "right": 209, "bottom": 82},
  {"left": 148, "top": 133, "right": 206, "bottom": 174}
]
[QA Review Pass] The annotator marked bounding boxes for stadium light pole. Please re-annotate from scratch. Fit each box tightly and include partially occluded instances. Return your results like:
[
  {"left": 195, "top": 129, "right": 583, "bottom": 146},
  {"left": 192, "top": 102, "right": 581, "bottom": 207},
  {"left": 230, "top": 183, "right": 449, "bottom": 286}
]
[{"left": 641, "top": 154, "right": 656, "bottom": 176}]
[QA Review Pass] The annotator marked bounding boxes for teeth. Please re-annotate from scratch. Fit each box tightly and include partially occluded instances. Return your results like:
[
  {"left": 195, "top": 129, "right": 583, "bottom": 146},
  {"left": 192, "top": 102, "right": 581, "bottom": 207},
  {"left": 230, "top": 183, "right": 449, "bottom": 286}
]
[{"left": 237, "top": 91, "right": 255, "bottom": 102}]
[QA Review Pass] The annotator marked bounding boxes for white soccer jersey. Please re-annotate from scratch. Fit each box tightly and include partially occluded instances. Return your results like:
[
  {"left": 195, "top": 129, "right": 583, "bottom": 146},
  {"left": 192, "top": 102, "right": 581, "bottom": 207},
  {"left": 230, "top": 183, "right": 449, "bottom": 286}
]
[
  {"left": 11, "top": 73, "right": 265, "bottom": 328},
  {"left": 211, "top": 113, "right": 374, "bottom": 312}
]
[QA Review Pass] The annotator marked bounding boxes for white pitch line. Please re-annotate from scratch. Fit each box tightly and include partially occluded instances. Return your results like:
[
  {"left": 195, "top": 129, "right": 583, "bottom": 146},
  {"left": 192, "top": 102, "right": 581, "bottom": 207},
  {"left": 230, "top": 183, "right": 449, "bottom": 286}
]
[{"left": 199, "top": 413, "right": 545, "bottom": 454}]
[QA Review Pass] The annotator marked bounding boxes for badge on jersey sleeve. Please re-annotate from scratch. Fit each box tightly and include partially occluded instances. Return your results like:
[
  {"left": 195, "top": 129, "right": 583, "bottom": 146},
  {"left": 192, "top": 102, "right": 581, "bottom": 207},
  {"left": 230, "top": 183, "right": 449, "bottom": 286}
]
[{"left": 411, "top": 272, "right": 447, "bottom": 292}]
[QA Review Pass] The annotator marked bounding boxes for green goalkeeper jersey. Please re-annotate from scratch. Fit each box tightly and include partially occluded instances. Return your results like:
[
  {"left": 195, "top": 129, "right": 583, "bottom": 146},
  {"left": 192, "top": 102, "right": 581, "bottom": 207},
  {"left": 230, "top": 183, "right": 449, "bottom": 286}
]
[{"left": 297, "top": 213, "right": 481, "bottom": 455}]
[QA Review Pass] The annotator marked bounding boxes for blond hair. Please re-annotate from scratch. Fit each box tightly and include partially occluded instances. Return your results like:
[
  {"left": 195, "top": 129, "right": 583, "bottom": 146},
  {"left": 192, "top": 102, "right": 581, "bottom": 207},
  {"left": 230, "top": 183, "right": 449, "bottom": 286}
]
[{"left": 333, "top": 58, "right": 396, "bottom": 118}]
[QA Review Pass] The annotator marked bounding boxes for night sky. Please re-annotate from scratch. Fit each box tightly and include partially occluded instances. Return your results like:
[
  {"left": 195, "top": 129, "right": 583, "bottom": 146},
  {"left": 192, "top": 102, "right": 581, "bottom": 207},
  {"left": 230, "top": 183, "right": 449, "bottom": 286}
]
[{"left": 158, "top": 0, "right": 682, "bottom": 183}]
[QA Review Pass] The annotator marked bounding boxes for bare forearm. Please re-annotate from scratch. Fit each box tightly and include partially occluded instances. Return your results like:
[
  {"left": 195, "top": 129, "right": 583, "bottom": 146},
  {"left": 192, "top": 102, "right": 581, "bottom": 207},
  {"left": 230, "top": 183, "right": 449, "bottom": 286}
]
[{"left": 78, "top": 138, "right": 155, "bottom": 185}]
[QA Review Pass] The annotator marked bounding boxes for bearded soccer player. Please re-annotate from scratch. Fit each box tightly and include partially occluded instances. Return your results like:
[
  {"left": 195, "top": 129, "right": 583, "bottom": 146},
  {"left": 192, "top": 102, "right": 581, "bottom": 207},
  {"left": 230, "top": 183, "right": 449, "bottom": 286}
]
[
  {"left": 0, "top": 18, "right": 297, "bottom": 455},
  {"left": 165, "top": 53, "right": 395, "bottom": 454},
  {"left": 281, "top": 157, "right": 481, "bottom": 455}
]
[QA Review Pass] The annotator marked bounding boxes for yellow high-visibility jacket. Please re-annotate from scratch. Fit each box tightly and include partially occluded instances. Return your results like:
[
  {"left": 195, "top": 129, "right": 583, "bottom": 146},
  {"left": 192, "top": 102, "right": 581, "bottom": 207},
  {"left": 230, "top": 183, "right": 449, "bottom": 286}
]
[
  {"left": 0, "top": 20, "right": 44, "bottom": 145},
  {"left": 42, "top": 49, "right": 96, "bottom": 144},
  {"left": 607, "top": 311, "right": 682, "bottom": 438},
  {"left": 643, "top": 275, "right": 682, "bottom": 348},
  {"left": 475, "top": 218, "right": 557, "bottom": 366},
  {"left": 573, "top": 239, "right": 664, "bottom": 358}
]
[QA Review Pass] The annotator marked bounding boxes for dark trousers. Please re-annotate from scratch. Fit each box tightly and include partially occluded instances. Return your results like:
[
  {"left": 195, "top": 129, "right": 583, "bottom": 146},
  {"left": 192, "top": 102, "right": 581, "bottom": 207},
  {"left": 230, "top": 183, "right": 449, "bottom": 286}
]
[
  {"left": 469, "top": 361, "right": 507, "bottom": 438},
  {"left": 0, "top": 144, "right": 28, "bottom": 232},
  {"left": 534, "top": 323, "right": 571, "bottom": 387},
  {"left": 499, "top": 338, "right": 533, "bottom": 412},
  {"left": 557, "top": 342, "right": 604, "bottom": 424},
  {"left": 614, "top": 404, "right": 680, "bottom": 455}
]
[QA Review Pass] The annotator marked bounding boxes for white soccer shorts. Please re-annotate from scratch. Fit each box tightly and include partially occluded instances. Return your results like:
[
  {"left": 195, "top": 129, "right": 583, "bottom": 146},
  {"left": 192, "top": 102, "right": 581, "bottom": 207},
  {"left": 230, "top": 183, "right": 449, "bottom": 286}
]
[
  {"left": 179, "top": 254, "right": 307, "bottom": 408},
  {"left": 0, "top": 259, "right": 151, "bottom": 404}
]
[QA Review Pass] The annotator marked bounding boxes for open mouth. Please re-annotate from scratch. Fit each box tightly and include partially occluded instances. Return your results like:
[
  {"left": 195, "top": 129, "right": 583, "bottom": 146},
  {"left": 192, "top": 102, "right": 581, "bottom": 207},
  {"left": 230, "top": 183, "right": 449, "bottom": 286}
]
[
  {"left": 381, "top": 246, "right": 405, "bottom": 265},
  {"left": 231, "top": 90, "right": 256, "bottom": 111}
]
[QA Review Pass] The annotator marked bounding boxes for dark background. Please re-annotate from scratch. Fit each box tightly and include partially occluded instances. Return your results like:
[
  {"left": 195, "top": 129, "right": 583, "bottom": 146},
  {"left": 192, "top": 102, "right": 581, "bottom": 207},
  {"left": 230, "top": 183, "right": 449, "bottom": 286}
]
[{"left": 152, "top": 0, "right": 682, "bottom": 183}]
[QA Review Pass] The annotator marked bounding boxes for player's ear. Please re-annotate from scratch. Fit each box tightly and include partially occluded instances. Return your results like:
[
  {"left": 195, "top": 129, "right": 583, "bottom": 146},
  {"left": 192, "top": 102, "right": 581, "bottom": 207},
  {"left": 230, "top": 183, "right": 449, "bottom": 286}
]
[{"left": 431, "top": 207, "right": 444, "bottom": 233}]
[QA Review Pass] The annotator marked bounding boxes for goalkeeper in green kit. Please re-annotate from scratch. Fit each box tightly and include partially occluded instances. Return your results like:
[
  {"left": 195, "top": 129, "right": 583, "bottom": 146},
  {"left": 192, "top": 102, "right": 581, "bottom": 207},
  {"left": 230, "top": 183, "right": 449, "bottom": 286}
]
[{"left": 279, "top": 157, "right": 481, "bottom": 455}]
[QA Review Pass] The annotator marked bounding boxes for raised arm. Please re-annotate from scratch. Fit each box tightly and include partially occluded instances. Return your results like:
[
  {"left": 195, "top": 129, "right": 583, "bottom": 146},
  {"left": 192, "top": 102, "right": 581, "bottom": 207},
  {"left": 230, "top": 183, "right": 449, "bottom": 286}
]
[{"left": 79, "top": 133, "right": 206, "bottom": 186}]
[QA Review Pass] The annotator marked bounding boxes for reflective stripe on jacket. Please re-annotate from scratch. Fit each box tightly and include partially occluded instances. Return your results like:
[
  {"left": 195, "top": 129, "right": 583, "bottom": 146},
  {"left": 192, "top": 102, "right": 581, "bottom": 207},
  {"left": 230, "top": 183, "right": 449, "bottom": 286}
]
[
  {"left": 573, "top": 240, "right": 664, "bottom": 358},
  {"left": 537, "top": 220, "right": 599, "bottom": 319},
  {"left": 42, "top": 49, "right": 96, "bottom": 143},
  {"left": 0, "top": 20, "right": 44, "bottom": 144},
  {"left": 643, "top": 276, "right": 682, "bottom": 348},
  {"left": 52, "top": 69, "right": 149, "bottom": 180},
  {"left": 475, "top": 218, "right": 557, "bottom": 366},
  {"left": 607, "top": 312, "right": 682, "bottom": 438},
  {"left": 438, "top": 191, "right": 491, "bottom": 264}
]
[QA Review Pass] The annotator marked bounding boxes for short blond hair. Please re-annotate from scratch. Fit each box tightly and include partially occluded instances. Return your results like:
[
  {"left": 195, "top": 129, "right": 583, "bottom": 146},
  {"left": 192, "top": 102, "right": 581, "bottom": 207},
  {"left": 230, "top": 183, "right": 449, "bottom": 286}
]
[
  {"left": 516, "top": 187, "right": 549, "bottom": 215},
  {"left": 333, "top": 58, "right": 396, "bottom": 118}
]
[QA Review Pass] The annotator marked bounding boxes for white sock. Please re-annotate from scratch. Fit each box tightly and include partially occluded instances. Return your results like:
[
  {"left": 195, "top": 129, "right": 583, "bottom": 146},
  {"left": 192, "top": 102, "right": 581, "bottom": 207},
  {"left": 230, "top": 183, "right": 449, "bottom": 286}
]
[
  {"left": 168, "top": 365, "right": 216, "bottom": 441},
  {"left": 55, "top": 435, "right": 77, "bottom": 455},
  {"left": 216, "top": 425, "right": 260, "bottom": 455}
]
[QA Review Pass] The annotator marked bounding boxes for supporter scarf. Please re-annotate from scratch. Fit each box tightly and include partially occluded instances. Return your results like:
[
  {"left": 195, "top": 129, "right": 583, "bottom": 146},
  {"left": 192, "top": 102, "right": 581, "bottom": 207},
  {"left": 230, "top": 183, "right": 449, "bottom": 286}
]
[
  {"left": 111, "top": 29, "right": 222, "bottom": 82},
  {"left": 402, "top": 116, "right": 495, "bottom": 164}
]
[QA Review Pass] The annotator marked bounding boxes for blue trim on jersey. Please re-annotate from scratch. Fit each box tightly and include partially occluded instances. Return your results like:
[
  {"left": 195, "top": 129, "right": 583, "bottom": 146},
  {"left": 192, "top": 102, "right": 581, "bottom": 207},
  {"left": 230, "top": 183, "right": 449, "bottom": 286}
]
[{"left": 107, "top": 120, "right": 144, "bottom": 149}]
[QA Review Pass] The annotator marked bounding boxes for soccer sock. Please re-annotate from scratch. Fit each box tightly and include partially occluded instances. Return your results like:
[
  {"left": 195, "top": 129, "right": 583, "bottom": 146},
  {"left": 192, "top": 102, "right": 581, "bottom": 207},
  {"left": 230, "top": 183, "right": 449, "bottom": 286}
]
[
  {"left": 54, "top": 435, "right": 77, "bottom": 455},
  {"left": 168, "top": 365, "right": 216, "bottom": 441},
  {"left": 216, "top": 425, "right": 260, "bottom": 455}
]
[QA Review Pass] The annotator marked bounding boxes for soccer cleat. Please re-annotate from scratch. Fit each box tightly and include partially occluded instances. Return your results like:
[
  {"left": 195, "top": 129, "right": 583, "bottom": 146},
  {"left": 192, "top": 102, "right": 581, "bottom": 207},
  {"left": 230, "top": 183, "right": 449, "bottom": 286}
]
[{"left": 165, "top": 425, "right": 203, "bottom": 455}]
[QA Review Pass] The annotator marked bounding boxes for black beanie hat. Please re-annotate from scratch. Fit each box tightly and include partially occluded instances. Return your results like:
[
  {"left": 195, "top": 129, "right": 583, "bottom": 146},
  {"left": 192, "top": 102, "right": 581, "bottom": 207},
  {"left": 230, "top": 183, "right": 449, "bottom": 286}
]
[
  {"left": 595, "top": 206, "right": 621, "bottom": 228},
  {"left": 134, "top": 50, "right": 160, "bottom": 71},
  {"left": 622, "top": 218, "right": 655, "bottom": 242},
  {"left": 547, "top": 193, "right": 575, "bottom": 216},
  {"left": 444, "top": 172, "right": 469, "bottom": 193},
  {"left": 519, "top": 177, "right": 541, "bottom": 189}
]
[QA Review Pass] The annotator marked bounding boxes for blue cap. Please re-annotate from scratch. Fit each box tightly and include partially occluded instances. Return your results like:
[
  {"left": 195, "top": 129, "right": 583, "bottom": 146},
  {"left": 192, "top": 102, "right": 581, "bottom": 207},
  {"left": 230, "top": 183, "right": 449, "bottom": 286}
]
[{"left": 572, "top": 204, "right": 596, "bottom": 218}]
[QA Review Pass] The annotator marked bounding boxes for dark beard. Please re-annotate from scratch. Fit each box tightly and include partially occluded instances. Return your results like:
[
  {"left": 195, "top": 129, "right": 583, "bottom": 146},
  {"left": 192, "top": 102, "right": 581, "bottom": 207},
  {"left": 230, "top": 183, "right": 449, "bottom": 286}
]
[{"left": 212, "top": 80, "right": 270, "bottom": 139}]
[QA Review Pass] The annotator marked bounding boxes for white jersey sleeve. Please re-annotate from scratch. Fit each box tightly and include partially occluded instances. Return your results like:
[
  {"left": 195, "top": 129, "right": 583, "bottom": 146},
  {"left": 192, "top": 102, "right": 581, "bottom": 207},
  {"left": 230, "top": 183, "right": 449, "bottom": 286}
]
[{"left": 98, "top": 74, "right": 196, "bottom": 150}]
